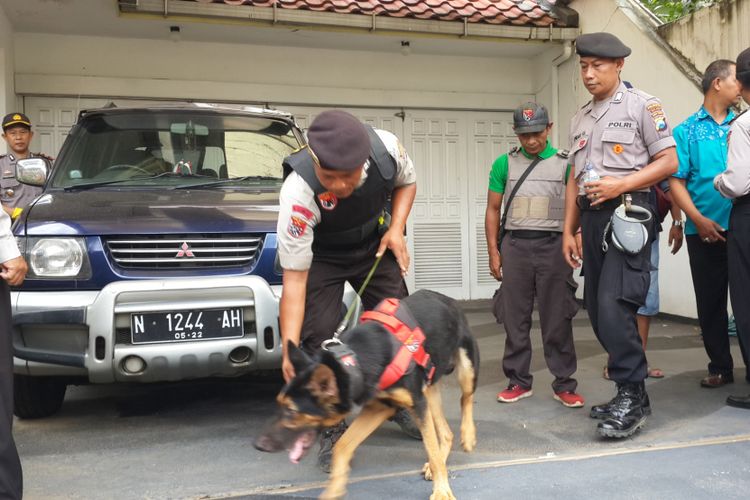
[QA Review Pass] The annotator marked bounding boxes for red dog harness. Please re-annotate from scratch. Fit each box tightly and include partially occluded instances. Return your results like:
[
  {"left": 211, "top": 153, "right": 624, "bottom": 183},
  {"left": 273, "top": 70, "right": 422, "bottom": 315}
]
[{"left": 360, "top": 298, "right": 436, "bottom": 390}]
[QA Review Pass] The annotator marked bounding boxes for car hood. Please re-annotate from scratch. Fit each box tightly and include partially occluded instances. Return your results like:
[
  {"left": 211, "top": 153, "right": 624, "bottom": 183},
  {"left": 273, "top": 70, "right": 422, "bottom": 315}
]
[{"left": 23, "top": 189, "right": 281, "bottom": 236}]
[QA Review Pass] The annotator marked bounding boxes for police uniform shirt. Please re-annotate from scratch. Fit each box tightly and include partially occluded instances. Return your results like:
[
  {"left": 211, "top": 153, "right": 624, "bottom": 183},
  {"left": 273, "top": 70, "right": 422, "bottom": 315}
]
[
  {"left": 569, "top": 81, "right": 676, "bottom": 193},
  {"left": 277, "top": 129, "right": 416, "bottom": 271},
  {"left": 714, "top": 111, "right": 750, "bottom": 199},
  {"left": 0, "top": 152, "right": 45, "bottom": 210}
]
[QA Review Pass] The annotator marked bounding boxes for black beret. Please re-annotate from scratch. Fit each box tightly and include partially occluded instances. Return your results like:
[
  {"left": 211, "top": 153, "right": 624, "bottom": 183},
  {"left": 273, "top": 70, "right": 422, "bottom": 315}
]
[
  {"left": 307, "top": 110, "right": 370, "bottom": 171},
  {"left": 737, "top": 47, "right": 750, "bottom": 82},
  {"left": 575, "top": 32, "right": 631, "bottom": 59},
  {"left": 2, "top": 112, "right": 31, "bottom": 131}
]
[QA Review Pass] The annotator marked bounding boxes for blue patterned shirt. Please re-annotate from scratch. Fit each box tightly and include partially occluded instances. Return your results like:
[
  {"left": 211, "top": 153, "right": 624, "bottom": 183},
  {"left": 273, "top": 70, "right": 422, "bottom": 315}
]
[{"left": 673, "top": 106, "right": 735, "bottom": 235}]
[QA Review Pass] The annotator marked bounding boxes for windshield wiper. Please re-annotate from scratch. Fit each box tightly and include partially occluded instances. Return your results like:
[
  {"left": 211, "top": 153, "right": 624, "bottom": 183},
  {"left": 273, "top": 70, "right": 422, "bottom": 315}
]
[
  {"left": 62, "top": 172, "right": 208, "bottom": 192},
  {"left": 171, "top": 176, "right": 281, "bottom": 190}
]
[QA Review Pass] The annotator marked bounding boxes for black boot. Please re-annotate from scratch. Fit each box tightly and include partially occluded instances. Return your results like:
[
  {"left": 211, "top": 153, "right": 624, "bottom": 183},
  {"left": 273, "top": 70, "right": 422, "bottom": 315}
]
[
  {"left": 597, "top": 382, "right": 649, "bottom": 438},
  {"left": 390, "top": 408, "right": 422, "bottom": 440},
  {"left": 590, "top": 389, "right": 651, "bottom": 420},
  {"left": 317, "top": 420, "right": 348, "bottom": 473}
]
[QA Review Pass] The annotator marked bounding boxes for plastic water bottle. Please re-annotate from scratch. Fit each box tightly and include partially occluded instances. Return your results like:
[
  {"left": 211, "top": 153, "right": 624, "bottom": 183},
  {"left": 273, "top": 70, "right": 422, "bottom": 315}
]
[{"left": 582, "top": 160, "right": 600, "bottom": 184}]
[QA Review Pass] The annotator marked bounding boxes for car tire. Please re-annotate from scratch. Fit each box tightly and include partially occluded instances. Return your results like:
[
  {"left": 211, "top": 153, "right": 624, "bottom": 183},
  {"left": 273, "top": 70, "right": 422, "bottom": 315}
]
[{"left": 13, "top": 374, "right": 67, "bottom": 419}]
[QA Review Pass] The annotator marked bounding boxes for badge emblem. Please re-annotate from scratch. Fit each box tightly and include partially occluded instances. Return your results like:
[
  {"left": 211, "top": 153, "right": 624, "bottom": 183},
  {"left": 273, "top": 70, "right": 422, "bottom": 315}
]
[
  {"left": 340, "top": 354, "right": 357, "bottom": 367},
  {"left": 613, "top": 144, "right": 624, "bottom": 155},
  {"left": 175, "top": 242, "right": 195, "bottom": 258},
  {"left": 4, "top": 188, "right": 14, "bottom": 198},
  {"left": 288, "top": 215, "right": 308, "bottom": 238},
  {"left": 318, "top": 192, "right": 338, "bottom": 211},
  {"left": 405, "top": 334, "right": 421, "bottom": 353},
  {"left": 577, "top": 138, "right": 587, "bottom": 149},
  {"left": 522, "top": 108, "right": 534, "bottom": 121}
]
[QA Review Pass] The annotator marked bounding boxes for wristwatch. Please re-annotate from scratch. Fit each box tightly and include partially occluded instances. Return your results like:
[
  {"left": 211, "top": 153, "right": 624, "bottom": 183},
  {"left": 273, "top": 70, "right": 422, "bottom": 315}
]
[{"left": 672, "top": 220, "right": 684, "bottom": 228}]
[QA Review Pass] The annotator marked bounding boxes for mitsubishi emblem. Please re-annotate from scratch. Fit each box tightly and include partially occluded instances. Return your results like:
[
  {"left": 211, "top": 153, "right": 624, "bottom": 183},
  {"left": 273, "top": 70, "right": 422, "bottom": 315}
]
[{"left": 175, "top": 242, "right": 195, "bottom": 258}]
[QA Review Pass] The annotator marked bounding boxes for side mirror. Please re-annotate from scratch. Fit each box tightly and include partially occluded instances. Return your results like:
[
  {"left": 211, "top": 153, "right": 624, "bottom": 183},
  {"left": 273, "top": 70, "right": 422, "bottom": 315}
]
[{"left": 16, "top": 158, "right": 49, "bottom": 187}]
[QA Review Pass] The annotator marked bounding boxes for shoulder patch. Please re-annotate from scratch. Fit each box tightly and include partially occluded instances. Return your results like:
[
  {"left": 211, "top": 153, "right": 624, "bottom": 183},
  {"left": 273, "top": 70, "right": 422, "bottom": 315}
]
[
  {"left": 0, "top": 154, "right": 5, "bottom": 160},
  {"left": 509, "top": 146, "right": 520, "bottom": 156},
  {"left": 34, "top": 153, "right": 54, "bottom": 161},
  {"left": 556, "top": 149, "right": 570, "bottom": 159},
  {"left": 646, "top": 102, "right": 668, "bottom": 131}
]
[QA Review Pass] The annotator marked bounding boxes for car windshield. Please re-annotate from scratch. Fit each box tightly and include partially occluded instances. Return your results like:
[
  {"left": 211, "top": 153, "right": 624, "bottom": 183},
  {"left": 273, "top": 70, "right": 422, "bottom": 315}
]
[{"left": 50, "top": 110, "right": 300, "bottom": 189}]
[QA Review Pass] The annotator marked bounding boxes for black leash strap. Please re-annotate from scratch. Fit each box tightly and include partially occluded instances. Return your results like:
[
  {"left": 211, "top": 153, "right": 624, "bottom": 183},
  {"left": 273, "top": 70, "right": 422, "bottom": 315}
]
[{"left": 498, "top": 156, "right": 544, "bottom": 245}]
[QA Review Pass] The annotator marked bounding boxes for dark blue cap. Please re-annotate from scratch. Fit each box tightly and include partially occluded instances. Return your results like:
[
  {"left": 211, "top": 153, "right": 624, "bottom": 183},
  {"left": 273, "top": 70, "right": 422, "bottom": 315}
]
[{"left": 307, "top": 110, "right": 370, "bottom": 171}]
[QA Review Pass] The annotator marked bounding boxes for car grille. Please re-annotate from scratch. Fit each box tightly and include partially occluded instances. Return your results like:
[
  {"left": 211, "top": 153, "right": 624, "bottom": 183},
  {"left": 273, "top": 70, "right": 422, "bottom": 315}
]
[{"left": 105, "top": 234, "right": 263, "bottom": 269}]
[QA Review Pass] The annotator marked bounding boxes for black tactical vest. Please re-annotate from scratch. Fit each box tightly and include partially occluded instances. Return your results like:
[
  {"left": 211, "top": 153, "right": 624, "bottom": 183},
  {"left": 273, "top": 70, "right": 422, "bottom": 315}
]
[{"left": 282, "top": 126, "right": 396, "bottom": 250}]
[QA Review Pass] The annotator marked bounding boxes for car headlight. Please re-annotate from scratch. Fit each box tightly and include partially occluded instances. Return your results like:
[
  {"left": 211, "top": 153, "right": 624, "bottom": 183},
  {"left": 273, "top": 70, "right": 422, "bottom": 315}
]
[{"left": 26, "top": 237, "right": 92, "bottom": 279}]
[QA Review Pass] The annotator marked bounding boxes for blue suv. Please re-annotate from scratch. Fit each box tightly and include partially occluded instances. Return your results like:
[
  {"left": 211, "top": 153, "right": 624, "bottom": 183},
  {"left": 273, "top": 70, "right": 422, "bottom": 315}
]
[{"left": 11, "top": 104, "right": 310, "bottom": 418}]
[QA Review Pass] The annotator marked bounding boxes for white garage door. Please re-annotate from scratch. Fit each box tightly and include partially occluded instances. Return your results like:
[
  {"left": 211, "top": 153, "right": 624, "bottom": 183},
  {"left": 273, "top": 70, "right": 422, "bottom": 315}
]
[{"left": 24, "top": 97, "right": 515, "bottom": 300}]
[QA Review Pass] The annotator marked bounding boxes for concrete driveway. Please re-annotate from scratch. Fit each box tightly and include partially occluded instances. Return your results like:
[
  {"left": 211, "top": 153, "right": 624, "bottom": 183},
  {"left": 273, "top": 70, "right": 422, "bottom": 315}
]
[{"left": 14, "top": 302, "right": 750, "bottom": 499}]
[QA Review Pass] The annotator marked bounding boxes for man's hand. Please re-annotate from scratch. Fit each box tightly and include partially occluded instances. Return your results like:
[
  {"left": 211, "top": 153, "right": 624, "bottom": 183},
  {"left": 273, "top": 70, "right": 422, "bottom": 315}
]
[
  {"left": 489, "top": 251, "right": 502, "bottom": 281},
  {"left": 377, "top": 228, "right": 409, "bottom": 276},
  {"left": 694, "top": 215, "right": 726, "bottom": 243},
  {"left": 668, "top": 225, "right": 684, "bottom": 254},
  {"left": 1, "top": 255, "right": 28, "bottom": 286},
  {"left": 562, "top": 232, "right": 582, "bottom": 269},
  {"left": 282, "top": 352, "right": 295, "bottom": 383},
  {"left": 584, "top": 176, "right": 626, "bottom": 206}
]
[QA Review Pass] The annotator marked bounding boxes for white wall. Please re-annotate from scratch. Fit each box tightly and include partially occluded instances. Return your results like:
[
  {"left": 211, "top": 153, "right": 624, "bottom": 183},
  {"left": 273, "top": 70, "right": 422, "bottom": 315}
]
[
  {"left": 14, "top": 33, "right": 539, "bottom": 111},
  {"left": 567, "top": 0, "right": 704, "bottom": 319},
  {"left": 660, "top": 0, "right": 750, "bottom": 75},
  {"left": 0, "top": 4, "right": 16, "bottom": 153}
]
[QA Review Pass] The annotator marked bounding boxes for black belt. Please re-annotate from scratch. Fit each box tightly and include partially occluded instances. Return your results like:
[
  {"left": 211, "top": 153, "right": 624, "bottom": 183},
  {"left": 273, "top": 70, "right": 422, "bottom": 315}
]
[
  {"left": 577, "top": 192, "right": 650, "bottom": 211},
  {"left": 507, "top": 230, "right": 558, "bottom": 239}
]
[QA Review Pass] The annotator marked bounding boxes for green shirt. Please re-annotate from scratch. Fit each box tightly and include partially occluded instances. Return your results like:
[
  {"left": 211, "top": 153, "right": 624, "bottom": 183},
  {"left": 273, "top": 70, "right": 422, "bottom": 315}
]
[{"left": 488, "top": 141, "right": 562, "bottom": 194}]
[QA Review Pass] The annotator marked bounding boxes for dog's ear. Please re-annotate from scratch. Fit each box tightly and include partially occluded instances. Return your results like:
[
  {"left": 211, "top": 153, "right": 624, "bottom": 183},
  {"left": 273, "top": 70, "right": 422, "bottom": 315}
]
[
  {"left": 287, "top": 341, "right": 313, "bottom": 374},
  {"left": 319, "top": 350, "right": 351, "bottom": 403},
  {"left": 308, "top": 364, "right": 340, "bottom": 402}
]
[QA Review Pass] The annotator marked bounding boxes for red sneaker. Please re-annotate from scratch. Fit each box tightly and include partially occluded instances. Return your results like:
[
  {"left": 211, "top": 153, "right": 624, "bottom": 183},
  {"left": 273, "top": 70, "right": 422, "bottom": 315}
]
[
  {"left": 554, "top": 391, "right": 585, "bottom": 408},
  {"left": 497, "top": 384, "right": 532, "bottom": 403}
]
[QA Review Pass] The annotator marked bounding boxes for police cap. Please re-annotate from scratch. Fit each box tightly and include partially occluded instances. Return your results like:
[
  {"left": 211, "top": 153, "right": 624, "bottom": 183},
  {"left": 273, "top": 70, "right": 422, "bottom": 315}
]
[
  {"left": 513, "top": 102, "right": 550, "bottom": 134},
  {"left": 736, "top": 47, "right": 750, "bottom": 84},
  {"left": 307, "top": 110, "right": 370, "bottom": 171},
  {"left": 575, "top": 32, "right": 631, "bottom": 59},
  {"left": 2, "top": 112, "right": 31, "bottom": 131}
]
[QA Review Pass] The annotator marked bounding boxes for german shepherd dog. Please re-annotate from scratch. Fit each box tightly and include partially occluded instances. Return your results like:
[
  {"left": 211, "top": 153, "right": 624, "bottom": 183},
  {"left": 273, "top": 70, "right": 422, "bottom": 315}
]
[{"left": 254, "top": 290, "right": 480, "bottom": 500}]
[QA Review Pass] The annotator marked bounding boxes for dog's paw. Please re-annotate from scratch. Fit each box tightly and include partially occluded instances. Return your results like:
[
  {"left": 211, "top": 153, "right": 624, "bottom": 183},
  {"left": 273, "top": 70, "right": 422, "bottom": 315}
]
[
  {"left": 319, "top": 487, "right": 345, "bottom": 500},
  {"left": 461, "top": 426, "right": 476, "bottom": 452},
  {"left": 430, "top": 486, "right": 456, "bottom": 500},
  {"left": 422, "top": 462, "right": 433, "bottom": 481}
]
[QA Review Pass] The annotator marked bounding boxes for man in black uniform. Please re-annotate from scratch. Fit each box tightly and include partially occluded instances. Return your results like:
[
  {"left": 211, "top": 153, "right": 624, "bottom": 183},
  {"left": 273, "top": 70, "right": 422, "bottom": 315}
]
[
  {"left": 562, "top": 33, "right": 678, "bottom": 438},
  {"left": 276, "top": 110, "right": 418, "bottom": 471},
  {"left": 0, "top": 207, "right": 28, "bottom": 499}
]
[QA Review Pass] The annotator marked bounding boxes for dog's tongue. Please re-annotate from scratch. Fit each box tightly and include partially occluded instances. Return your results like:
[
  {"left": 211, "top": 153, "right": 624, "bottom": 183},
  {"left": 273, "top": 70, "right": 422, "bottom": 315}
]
[{"left": 288, "top": 435, "right": 307, "bottom": 464}]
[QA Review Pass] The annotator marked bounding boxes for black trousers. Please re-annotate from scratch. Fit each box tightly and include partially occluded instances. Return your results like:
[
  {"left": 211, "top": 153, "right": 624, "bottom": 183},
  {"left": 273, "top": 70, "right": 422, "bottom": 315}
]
[
  {"left": 0, "top": 281, "right": 22, "bottom": 500},
  {"left": 685, "top": 234, "right": 735, "bottom": 377},
  {"left": 727, "top": 202, "right": 750, "bottom": 382},
  {"left": 300, "top": 236, "right": 408, "bottom": 354},
  {"left": 495, "top": 233, "right": 579, "bottom": 392},
  {"left": 581, "top": 208, "right": 651, "bottom": 383}
]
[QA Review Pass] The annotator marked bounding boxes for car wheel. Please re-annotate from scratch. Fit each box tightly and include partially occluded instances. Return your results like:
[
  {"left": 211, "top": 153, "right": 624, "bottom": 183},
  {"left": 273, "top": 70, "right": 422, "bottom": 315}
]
[{"left": 13, "top": 374, "right": 67, "bottom": 419}]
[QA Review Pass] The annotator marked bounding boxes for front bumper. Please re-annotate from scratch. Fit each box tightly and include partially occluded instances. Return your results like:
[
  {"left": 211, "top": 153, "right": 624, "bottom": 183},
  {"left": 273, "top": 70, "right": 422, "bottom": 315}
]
[{"left": 12, "top": 276, "right": 282, "bottom": 383}]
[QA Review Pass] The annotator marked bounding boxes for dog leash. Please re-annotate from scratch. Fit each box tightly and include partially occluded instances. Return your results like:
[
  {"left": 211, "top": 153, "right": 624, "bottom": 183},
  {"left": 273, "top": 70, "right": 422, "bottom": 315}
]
[{"left": 322, "top": 252, "right": 384, "bottom": 349}]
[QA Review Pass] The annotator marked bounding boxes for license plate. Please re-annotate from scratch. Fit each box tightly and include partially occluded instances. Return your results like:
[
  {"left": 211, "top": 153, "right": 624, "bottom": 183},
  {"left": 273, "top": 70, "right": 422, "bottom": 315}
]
[{"left": 130, "top": 308, "right": 244, "bottom": 344}]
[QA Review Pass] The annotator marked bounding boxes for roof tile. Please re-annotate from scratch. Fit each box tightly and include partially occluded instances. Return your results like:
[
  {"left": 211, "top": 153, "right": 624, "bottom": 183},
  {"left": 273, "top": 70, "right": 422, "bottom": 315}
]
[{"left": 187, "top": 0, "right": 572, "bottom": 27}]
